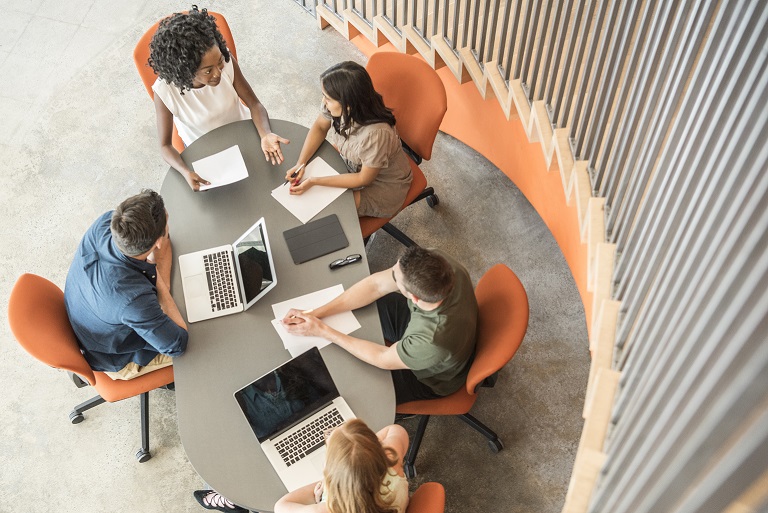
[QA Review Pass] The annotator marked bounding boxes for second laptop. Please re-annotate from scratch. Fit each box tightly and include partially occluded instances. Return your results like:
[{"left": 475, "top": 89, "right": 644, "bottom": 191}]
[{"left": 178, "top": 217, "right": 278, "bottom": 323}]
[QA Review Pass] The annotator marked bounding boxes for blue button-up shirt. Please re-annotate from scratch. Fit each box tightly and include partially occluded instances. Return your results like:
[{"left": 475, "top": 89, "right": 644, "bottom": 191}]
[{"left": 64, "top": 212, "right": 188, "bottom": 372}]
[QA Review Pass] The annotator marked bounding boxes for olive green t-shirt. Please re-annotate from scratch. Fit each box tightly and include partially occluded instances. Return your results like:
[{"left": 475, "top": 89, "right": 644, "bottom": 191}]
[{"left": 395, "top": 252, "right": 478, "bottom": 395}]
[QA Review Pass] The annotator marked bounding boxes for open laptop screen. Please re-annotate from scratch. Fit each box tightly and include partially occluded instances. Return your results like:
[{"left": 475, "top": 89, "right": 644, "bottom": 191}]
[
  {"left": 234, "top": 347, "right": 339, "bottom": 443},
  {"left": 233, "top": 219, "right": 276, "bottom": 307}
]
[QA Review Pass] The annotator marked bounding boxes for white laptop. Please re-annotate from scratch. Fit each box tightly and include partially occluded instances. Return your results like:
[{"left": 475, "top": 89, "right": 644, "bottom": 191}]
[
  {"left": 178, "top": 218, "right": 277, "bottom": 323},
  {"left": 233, "top": 347, "right": 356, "bottom": 491}
]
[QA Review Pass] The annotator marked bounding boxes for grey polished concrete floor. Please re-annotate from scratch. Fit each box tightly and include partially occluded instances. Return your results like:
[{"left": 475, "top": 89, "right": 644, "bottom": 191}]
[{"left": 0, "top": 1, "right": 589, "bottom": 511}]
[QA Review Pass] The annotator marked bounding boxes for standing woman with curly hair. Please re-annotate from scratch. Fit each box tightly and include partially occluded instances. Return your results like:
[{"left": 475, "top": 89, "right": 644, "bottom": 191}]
[
  {"left": 274, "top": 420, "right": 410, "bottom": 513},
  {"left": 285, "top": 61, "right": 412, "bottom": 218},
  {"left": 149, "top": 6, "right": 288, "bottom": 191}
]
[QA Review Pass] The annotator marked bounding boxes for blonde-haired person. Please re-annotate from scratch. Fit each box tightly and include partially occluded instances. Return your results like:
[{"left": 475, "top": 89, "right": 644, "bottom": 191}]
[{"left": 274, "top": 420, "right": 410, "bottom": 513}]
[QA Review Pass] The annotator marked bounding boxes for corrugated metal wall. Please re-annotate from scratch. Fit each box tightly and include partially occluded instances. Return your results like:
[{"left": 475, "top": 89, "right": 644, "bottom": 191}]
[
  {"left": 591, "top": 2, "right": 768, "bottom": 512},
  {"left": 301, "top": 0, "right": 768, "bottom": 510}
]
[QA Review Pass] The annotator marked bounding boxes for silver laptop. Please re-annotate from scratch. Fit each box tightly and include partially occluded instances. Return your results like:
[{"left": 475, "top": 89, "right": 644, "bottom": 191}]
[
  {"left": 233, "top": 347, "right": 356, "bottom": 491},
  {"left": 178, "top": 218, "right": 277, "bottom": 323}
]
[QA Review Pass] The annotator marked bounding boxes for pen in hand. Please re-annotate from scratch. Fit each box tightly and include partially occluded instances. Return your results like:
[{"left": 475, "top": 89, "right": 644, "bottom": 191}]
[
  {"left": 283, "top": 309, "right": 313, "bottom": 324},
  {"left": 282, "top": 163, "right": 305, "bottom": 186}
]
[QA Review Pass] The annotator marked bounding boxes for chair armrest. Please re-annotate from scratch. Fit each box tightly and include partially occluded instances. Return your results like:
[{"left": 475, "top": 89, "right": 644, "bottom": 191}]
[{"left": 401, "top": 140, "right": 422, "bottom": 165}]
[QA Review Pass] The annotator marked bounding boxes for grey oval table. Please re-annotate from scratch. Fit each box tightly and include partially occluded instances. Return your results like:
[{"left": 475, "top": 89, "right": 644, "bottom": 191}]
[{"left": 161, "top": 119, "right": 395, "bottom": 512}]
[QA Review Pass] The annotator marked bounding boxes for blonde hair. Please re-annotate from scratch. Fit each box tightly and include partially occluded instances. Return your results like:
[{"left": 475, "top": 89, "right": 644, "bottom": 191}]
[{"left": 323, "top": 419, "right": 400, "bottom": 513}]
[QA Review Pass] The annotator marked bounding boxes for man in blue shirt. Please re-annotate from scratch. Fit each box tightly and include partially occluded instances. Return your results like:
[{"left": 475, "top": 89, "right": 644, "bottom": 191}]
[{"left": 64, "top": 189, "right": 188, "bottom": 380}]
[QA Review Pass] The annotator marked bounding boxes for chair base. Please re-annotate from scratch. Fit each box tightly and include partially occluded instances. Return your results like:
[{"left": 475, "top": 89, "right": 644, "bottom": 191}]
[
  {"left": 69, "top": 391, "right": 153, "bottom": 462},
  {"left": 377, "top": 187, "right": 438, "bottom": 248},
  {"left": 70, "top": 394, "right": 107, "bottom": 421},
  {"left": 402, "top": 412, "right": 503, "bottom": 478},
  {"left": 68, "top": 371, "right": 90, "bottom": 388},
  {"left": 459, "top": 413, "right": 503, "bottom": 453},
  {"left": 382, "top": 222, "right": 417, "bottom": 247}
]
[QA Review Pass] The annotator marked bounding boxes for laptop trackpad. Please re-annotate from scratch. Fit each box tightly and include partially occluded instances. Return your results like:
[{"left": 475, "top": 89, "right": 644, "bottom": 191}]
[
  {"left": 310, "top": 445, "right": 327, "bottom": 474},
  {"left": 185, "top": 274, "right": 208, "bottom": 298}
]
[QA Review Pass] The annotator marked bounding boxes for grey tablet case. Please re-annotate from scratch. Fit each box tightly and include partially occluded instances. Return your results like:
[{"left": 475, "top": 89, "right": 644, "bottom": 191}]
[{"left": 283, "top": 214, "right": 349, "bottom": 264}]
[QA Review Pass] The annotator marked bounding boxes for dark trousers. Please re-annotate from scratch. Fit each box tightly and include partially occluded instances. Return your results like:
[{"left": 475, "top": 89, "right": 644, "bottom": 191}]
[{"left": 376, "top": 293, "right": 443, "bottom": 405}]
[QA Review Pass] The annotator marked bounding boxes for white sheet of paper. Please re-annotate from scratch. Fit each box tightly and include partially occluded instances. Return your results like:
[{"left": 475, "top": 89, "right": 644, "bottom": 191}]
[
  {"left": 271, "top": 284, "right": 361, "bottom": 357},
  {"left": 192, "top": 145, "right": 249, "bottom": 191},
  {"left": 271, "top": 157, "right": 347, "bottom": 223}
]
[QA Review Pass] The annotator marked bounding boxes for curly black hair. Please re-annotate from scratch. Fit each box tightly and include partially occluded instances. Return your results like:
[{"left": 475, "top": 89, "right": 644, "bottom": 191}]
[{"left": 148, "top": 5, "right": 230, "bottom": 93}]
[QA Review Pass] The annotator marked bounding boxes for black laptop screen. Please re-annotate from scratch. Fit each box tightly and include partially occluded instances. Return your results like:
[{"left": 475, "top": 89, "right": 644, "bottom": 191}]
[
  {"left": 234, "top": 347, "right": 339, "bottom": 443},
  {"left": 234, "top": 222, "right": 275, "bottom": 304}
]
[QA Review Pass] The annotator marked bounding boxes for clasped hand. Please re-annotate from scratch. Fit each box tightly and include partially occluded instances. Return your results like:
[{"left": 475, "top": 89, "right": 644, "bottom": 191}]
[
  {"left": 281, "top": 308, "right": 324, "bottom": 337},
  {"left": 313, "top": 481, "right": 324, "bottom": 504},
  {"left": 284, "top": 164, "right": 313, "bottom": 195}
]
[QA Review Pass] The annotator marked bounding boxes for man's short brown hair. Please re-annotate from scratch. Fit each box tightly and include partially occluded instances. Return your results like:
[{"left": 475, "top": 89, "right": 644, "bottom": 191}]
[
  {"left": 110, "top": 189, "right": 167, "bottom": 257},
  {"left": 398, "top": 247, "right": 454, "bottom": 303}
]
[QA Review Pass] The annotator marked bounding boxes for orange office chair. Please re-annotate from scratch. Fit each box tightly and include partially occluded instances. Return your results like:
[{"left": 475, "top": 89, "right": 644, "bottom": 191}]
[
  {"left": 361, "top": 52, "right": 448, "bottom": 247},
  {"left": 396, "top": 264, "right": 529, "bottom": 477},
  {"left": 406, "top": 482, "right": 446, "bottom": 513},
  {"left": 8, "top": 274, "right": 175, "bottom": 463},
  {"left": 133, "top": 11, "right": 237, "bottom": 153}
]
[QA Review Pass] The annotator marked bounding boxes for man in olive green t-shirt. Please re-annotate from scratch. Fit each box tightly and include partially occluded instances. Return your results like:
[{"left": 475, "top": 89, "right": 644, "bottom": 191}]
[{"left": 282, "top": 246, "right": 478, "bottom": 404}]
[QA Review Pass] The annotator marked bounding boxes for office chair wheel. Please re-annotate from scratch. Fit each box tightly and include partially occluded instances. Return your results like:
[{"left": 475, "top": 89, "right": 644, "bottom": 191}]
[
  {"left": 488, "top": 438, "right": 503, "bottom": 453},
  {"left": 136, "top": 449, "right": 152, "bottom": 463},
  {"left": 404, "top": 463, "right": 416, "bottom": 479},
  {"left": 69, "top": 411, "right": 85, "bottom": 424},
  {"left": 426, "top": 194, "right": 439, "bottom": 208}
]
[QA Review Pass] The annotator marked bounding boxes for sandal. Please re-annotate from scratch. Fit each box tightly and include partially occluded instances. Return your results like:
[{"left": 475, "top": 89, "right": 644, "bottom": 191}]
[{"left": 193, "top": 490, "right": 248, "bottom": 512}]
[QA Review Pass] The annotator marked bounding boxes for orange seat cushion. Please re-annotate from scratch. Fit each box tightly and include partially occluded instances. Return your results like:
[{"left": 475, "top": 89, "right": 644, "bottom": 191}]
[
  {"left": 9, "top": 273, "right": 175, "bottom": 403},
  {"left": 359, "top": 160, "right": 428, "bottom": 238},
  {"left": 93, "top": 366, "right": 175, "bottom": 403},
  {"left": 395, "top": 265, "right": 529, "bottom": 417},
  {"left": 396, "top": 385, "right": 477, "bottom": 416}
]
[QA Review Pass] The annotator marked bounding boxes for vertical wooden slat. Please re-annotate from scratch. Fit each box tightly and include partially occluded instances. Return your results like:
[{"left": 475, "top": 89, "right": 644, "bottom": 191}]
[{"left": 551, "top": 0, "right": 586, "bottom": 125}]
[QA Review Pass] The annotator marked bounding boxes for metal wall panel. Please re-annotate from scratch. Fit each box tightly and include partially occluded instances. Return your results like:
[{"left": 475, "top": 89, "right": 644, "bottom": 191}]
[{"left": 312, "top": 2, "right": 768, "bottom": 511}]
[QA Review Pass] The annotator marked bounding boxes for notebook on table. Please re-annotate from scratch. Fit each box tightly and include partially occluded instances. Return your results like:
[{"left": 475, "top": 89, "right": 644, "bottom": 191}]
[
  {"left": 178, "top": 218, "right": 277, "bottom": 323},
  {"left": 233, "top": 347, "right": 356, "bottom": 491}
]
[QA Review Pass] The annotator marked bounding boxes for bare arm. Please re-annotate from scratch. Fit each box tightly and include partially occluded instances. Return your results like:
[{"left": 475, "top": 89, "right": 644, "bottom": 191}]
[
  {"left": 327, "top": 330, "right": 408, "bottom": 370},
  {"left": 231, "top": 57, "right": 289, "bottom": 165},
  {"left": 150, "top": 233, "right": 186, "bottom": 330},
  {"left": 283, "top": 313, "right": 408, "bottom": 370},
  {"left": 274, "top": 482, "right": 327, "bottom": 513},
  {"left": 284, "top": 114, "right": 332, "bottom": 183},
  {"left": 154, "top": 94, "right": 210, "bottom": 191},
  {"left": 377, "top": 424, "right": 410, "bottom": 472},
  {"left": 290, "top": 164, "right": 381, "bottom": 195},
  {"left": 309, "top": 267, "right": 399, "bottom": 319},
  {"left": 155, "top": 274, "right": 187, "bottom": 330}
]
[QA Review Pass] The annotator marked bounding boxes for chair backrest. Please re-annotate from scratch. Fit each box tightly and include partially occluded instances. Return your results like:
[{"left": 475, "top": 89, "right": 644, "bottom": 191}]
[
  {"left": 8, "top": 274, "right": 96, "bottom": 386},
  {"left": 466, "top": 264, "right": 529, "bottom": 395},
  {"left": 133, "top": 11, "right": 237, "bottom": 100},
  {"left": 366, "top": 52, "right": 447, "bottom": 161},
  {"left": 406, "top": 482, "right": 446, "bottom": 513}
]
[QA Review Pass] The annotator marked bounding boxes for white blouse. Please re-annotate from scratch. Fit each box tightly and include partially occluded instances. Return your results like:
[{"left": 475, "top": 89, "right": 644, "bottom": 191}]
[{"left": 152, "top": 56, "right": 250, "bottom": 145}]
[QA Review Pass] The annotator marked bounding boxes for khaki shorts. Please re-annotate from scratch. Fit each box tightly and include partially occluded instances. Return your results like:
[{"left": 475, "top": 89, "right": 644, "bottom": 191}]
[{"left": 104, "top": 353, "right": 173, "bottom": 380}]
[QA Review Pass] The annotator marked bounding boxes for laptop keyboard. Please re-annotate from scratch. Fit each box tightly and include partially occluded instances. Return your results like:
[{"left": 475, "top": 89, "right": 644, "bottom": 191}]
[
  {"left": 275, "top": 408, "right": 345, "bottom": 467},
  {"left": 203, "top": 251, "right": 238, "bottom": 312}
]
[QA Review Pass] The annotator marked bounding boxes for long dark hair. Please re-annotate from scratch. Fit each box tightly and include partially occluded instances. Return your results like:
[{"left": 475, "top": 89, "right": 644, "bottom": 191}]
[
  {"left": 148, "top": 5, "right": 231, "bottom": 93},
  {"left": 321, "top": 61, "right": 396, "bottom": 138}
]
